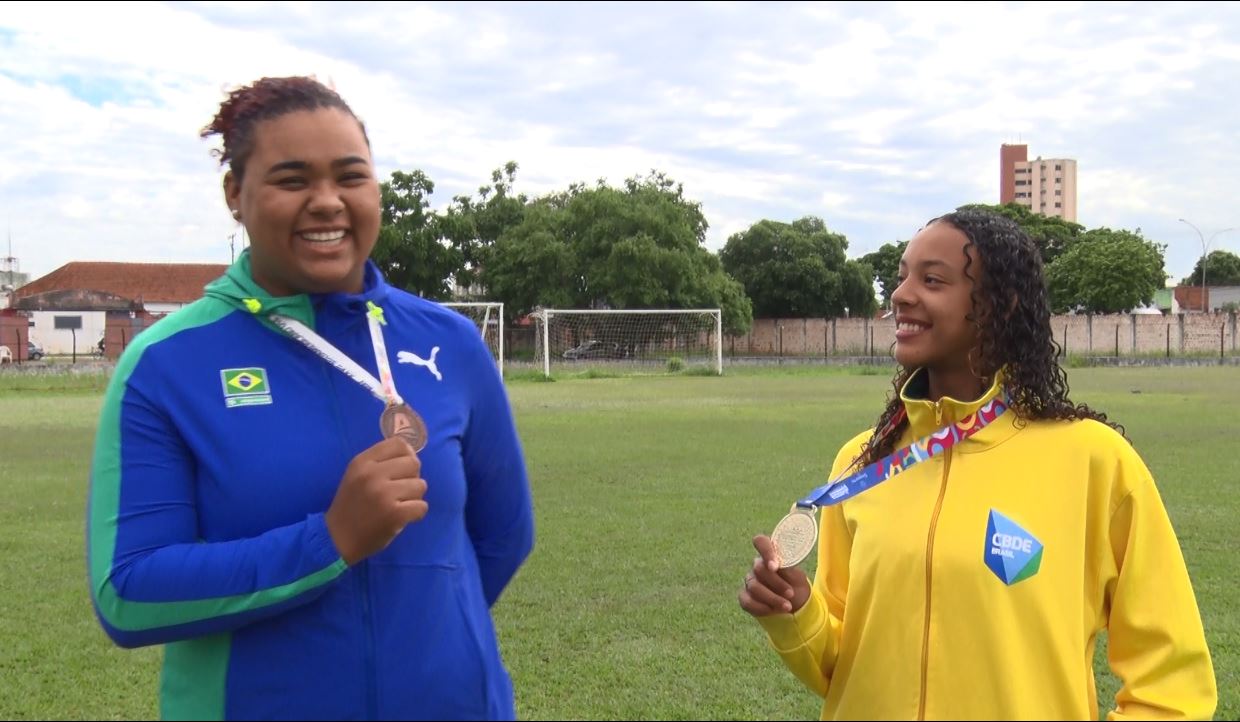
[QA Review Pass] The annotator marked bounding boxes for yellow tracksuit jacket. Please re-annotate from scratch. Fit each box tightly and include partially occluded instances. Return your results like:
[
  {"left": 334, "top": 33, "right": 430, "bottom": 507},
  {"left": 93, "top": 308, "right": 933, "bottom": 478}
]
[{"left": 759, "top": 372, "right": 1216, "bottom": 720}]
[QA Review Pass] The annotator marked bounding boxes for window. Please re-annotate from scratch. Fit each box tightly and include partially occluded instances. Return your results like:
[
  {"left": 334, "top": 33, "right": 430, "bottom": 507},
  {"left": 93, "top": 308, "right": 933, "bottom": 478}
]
[
  {"left": 1054, "top": 164, "right": 1062, "bottom": 171},
  {"left": 1055, "top": 202, "right": 1062, "bottom": 208},
  {"left": 1055, "top": 189, "right": 1062, "bottom": 196}
]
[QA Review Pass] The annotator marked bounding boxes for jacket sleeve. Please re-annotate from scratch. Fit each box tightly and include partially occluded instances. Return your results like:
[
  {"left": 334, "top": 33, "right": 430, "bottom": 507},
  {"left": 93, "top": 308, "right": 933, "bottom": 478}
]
[
  {"left": 1104, "top": 447, "right": 1217, "bottom": 720},
  {"left": 87, "top": 358, "right": 347, "bottom": 649},
  {"left": 755, "top": 435, "right": 865, "bottom": 698},
  {"left": 460, "top": 331, "right": 535, "bottom": 607}
]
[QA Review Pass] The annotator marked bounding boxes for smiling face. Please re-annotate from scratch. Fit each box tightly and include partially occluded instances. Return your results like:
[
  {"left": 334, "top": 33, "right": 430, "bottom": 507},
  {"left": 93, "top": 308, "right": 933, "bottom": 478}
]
[
  {"left": 224, "top": 107, "right": 380, "bottom": 296},
  {"left": 891, "top": 221, "right": 983, "bottom": 378}
]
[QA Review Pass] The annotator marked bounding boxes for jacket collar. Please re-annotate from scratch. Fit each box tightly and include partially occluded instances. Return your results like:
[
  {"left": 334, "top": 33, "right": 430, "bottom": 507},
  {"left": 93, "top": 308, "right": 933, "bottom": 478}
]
[
  {"left": 899, "top": 367, "right": 1010, "bottom": 441},
  {"left": 205, "top": 250, "right": 391, "bottom": 331}
]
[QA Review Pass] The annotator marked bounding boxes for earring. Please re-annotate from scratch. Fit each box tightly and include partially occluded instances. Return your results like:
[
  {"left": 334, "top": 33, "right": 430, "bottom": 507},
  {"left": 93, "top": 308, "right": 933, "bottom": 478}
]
[{"left": 231, "top": 209, "right": 241, "bottom": 221}]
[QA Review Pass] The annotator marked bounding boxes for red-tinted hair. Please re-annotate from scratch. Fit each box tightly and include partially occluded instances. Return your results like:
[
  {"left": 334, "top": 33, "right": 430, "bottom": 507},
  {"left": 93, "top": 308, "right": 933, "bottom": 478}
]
[{"left": 201, "top": 76, "right": 368, "bottom": 184}]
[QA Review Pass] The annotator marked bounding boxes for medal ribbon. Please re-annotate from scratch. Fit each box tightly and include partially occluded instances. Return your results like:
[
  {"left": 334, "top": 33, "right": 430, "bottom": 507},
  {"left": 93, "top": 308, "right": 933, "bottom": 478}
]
[
  {"left": 797, "top": 392, "right": 1010, "bottom": 509},
  {"left": 364, "top": 301, "right": 402, "bottom": 407},
  {"left": 267, "top": 310, "right": 403, "bottom": 406}
]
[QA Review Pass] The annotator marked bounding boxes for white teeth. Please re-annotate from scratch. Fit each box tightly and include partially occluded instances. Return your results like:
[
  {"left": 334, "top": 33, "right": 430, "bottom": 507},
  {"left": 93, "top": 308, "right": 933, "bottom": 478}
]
[
  {"left": 302, "top": 230, "right": 346, "bottom": 242},
  {"left": 899, "top": 323, "right": 927, "bottom": 332}
]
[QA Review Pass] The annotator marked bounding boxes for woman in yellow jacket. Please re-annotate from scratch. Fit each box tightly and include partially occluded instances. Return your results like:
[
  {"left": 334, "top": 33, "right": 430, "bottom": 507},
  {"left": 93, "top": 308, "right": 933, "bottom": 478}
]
[{"left": 739, "top": 208, "right": 1217, "bottom": 720}]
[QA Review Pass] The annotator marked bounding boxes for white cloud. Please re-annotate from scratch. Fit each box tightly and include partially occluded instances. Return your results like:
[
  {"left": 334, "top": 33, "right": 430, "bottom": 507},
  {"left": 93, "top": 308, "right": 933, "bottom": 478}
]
[{"left": 1, "top": 0, "right": 1237, "bottom": 282}]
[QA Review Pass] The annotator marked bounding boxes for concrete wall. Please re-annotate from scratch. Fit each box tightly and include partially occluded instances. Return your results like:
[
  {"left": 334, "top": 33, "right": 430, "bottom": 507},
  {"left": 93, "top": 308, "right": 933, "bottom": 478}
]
[{"left": 728, "top": 312, "right": 1239, "bottom": 357}]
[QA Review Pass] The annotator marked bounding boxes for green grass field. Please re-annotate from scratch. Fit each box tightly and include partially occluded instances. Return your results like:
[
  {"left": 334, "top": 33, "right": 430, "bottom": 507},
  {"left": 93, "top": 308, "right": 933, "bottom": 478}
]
[{"left": 0, "top": 366, "right": 1235, "bottom": 720}]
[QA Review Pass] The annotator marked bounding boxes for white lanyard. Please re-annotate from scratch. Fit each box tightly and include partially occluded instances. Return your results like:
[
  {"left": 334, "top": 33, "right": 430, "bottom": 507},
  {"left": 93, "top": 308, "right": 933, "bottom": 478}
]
[{"left": 269, "top": 301, "right": 403, "bottom": 407}]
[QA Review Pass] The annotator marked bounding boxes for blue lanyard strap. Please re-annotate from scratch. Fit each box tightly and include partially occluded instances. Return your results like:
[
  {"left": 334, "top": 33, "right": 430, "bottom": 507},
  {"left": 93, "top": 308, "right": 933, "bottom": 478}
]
[{"left": 797, "top": 392, "right": 1011, "bottom": 508}]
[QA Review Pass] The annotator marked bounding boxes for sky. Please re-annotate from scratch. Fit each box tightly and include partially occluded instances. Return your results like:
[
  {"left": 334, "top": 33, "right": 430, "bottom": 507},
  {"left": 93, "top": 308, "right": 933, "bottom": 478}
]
[{"left": 2, "top": 1, "right": 1238, "bottom": 285}]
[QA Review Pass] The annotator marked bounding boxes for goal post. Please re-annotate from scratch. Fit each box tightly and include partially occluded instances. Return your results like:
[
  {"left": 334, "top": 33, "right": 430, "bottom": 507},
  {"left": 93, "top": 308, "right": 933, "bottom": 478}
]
[
  {"left": 440, "top": 302, "right": 504, "bottom": 375},
  {"left": 534, "top": 308, "right": 723, "bottom": 377}
]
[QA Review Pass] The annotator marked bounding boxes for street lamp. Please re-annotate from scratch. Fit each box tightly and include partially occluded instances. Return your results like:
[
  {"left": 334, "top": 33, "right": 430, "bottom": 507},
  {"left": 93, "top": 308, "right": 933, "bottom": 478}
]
[{"left": 1178, "top": 219, "right": 1237, "bottom": 311}]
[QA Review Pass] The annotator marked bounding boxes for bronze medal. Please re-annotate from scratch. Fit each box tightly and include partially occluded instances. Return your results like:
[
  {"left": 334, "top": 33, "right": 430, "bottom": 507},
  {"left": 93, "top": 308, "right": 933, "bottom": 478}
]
[{"left": 380, "top": 403, "right": 428, "bottom": 453}]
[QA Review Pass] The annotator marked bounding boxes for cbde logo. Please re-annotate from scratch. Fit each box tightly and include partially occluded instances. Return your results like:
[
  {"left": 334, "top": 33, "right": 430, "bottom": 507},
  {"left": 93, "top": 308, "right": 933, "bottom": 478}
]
[{"left": 984, "top": 510, "right": 1043, "bottom": 586}]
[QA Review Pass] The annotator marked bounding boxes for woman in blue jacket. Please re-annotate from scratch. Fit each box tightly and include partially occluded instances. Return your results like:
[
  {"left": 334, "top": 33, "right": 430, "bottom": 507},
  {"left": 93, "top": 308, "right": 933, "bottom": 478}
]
[{"left": 87, "top": 76, "right": 535, "bottom": 720}]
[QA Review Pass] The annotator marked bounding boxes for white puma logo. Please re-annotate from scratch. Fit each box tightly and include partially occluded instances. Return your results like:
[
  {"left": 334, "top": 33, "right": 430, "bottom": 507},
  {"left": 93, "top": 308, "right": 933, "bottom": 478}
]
[{"left": 397, "top": 347, "right": 442, "bottom": 381}]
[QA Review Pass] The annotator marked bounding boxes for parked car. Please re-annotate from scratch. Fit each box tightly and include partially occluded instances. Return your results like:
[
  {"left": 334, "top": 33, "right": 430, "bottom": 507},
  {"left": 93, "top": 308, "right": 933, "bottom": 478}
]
[
  {"left": 562, "top": 340, "right": 626, "bottom": 360},
  {"left": 27, "top": 341, "right": 45, "bottom": 360}
]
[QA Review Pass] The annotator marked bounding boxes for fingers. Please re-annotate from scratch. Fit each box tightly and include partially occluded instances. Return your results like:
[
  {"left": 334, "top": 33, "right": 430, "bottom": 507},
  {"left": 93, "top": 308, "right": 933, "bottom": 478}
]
[
  {"left": 373, "top": 450, "right": 422, "bottom": 481},
  {"left": 752, "top": 535, "right": 795, "bottom": 595},
  {"left": 738, "top": 586, "right": 780, "bottom": 617},
  {"left": 752, "top": 534, "right": 781, "bottom": 572},
  {"left": 752, "top": 555, "right": 795, "bottom": 600},
  {"left": 391, "top": 477, "right": 427, "bottom": 503},
  {"left": 395, "top": 499, "right": 429, "bottom": 525},
  {"left": 373, "top": 436, "right": 422, "bottom": 465},
  {"left": 742, "top": 570, "right": 793, "bottom": 613}
]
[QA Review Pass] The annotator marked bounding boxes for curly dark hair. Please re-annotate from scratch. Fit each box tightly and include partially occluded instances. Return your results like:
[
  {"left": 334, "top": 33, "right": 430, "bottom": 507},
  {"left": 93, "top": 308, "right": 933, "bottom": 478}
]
[
  {"left": 855, "top": 207, "right": 1125, "bottom": 467},
  {"left": 200, "top": 76, "right": 368, "bottom": 185}
]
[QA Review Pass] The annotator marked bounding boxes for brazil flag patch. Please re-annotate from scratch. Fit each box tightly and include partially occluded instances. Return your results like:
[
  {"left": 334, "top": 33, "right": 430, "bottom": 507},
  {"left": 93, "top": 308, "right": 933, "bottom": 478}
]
[{"left": 220, "top": 367, "right": 272, "bottom": 407}]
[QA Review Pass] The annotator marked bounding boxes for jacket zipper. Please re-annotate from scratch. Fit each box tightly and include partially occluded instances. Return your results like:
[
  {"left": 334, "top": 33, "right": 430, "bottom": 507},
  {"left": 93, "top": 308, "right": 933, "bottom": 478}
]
[
  {"left": 322, "top": 351, "right": 379, "bottom": 720},
  {"left": 919, "top": 401, "right": 950, "bottom": 721}
]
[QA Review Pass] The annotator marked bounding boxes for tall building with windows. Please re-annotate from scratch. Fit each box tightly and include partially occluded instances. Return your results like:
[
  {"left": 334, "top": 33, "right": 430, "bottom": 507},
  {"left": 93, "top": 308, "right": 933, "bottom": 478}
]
[{"left": 999, "top": 144, "right": 1077, "bottom": 221}]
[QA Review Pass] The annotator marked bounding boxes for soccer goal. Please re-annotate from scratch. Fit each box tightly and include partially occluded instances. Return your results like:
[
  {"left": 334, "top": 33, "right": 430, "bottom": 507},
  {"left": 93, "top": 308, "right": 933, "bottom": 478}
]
[
  {"left": 441, "top": 302, "right": 504, "bottom": 375},
  {"left": 534, "top": 308, "right": 722, "bottom": 377}
]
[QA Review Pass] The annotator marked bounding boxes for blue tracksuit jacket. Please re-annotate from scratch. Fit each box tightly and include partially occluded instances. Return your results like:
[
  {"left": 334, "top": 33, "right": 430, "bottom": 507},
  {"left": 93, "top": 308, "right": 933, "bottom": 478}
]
[{"left": 87, "top": 252, "right": 535, "bottom": 720}]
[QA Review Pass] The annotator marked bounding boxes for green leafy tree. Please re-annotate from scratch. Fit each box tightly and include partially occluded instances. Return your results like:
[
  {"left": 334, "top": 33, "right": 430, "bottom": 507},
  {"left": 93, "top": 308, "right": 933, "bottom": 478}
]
[
  {"left": 372, "top": 170, "right": 462, "bottom": 299},
  {"left": 861, "top": 240, "right": 907, "bottom": 308},
  {"left": 482, "top": 171, "right": 752, "bottom": 333},
  {"left": 1180, "top": 250, "right": 1240, "bottom": 287},
  {"left": 439, "top": 161, "right": 528, "bottom": 295},
  {"left": 957, "top": 202, "right": 1084, "bottom": 266},
  {"left": 1045, "top": 228, "right": 1167, "bottom": 313},
  {"left": 720, "top": 216, "right": 874, "bottom": 317}
]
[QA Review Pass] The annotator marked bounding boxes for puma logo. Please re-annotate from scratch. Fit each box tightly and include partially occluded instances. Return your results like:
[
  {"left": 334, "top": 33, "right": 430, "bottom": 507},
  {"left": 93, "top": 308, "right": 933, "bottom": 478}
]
[{"left": 397, "top": 347, "right": 442, "bottom": 381}]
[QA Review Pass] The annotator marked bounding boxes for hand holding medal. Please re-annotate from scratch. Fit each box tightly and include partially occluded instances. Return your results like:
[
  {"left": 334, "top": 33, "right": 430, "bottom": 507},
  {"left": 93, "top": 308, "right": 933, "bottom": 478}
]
[{"left": 739, "top": 534, "right": 812, "bottom": 617}]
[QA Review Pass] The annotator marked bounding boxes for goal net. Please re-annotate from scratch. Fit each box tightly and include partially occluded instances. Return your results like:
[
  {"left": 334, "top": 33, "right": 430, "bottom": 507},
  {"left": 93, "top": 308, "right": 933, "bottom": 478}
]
[
  {"left": 441, "top": 302, "right": 504, "bottom": 375},
  {"left": 534, "top": 309, "right": 722, "bottom": 377}
]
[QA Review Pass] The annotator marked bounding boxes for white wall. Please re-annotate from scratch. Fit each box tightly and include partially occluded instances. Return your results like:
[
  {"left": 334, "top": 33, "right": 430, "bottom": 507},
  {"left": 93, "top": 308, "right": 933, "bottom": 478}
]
[
  {"left": 29, "top": 311, "right": 106, "bottom": 355},
  {"left": 146, "top": 302, "right": 186, "bottom": 316}
]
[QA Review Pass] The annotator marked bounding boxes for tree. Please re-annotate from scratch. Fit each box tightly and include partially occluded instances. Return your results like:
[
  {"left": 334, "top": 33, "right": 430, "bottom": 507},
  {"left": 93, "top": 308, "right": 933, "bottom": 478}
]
[
  {"left": 956, "top": 202, "right": 1084, "bottom": 266},
  {"left": 861, "top": 240, "right": 907, "bottom": 308},
  {"left": 439, "top": 161, "right": 529, "bottom": 295},
  {"left": 482, "top": 171, "right": 752, "bottom": 333},
  {"left": 1045, "top": 228, "right": 1167, "bottom": 313},
  {"left": 372, "top": 170, "right": 463, "bottom": 300},
  {"left": 1180, "top": 250, "right": 1240, "bottom": 288},
  {"left": 719, "top": 216, "right": 874, "bottom": 317},
  {"left": 840, "top": 259, "right": 879, "bottom": 317}
]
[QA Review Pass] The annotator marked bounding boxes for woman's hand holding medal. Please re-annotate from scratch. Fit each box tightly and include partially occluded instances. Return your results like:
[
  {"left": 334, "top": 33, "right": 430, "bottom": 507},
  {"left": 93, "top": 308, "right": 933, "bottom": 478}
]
[
  {"left": 738, "top": 535, "right": 811, "bottom": 617},
  {"left": 325, "top": 437, "right": 428, "bottom": 565}
]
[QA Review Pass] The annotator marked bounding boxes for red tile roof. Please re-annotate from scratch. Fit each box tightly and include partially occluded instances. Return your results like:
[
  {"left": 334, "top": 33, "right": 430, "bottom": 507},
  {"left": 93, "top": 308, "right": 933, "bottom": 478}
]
[{"left": 14, "top": 262, "right": 227, "bottom": 305}]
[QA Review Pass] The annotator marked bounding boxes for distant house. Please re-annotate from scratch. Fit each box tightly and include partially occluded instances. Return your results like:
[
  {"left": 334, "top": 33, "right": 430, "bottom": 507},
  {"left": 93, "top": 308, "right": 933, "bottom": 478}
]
[
  {"left": 10, "top": 262, "right": 226, "bottom": 356},
  {"left": 1150, "top": 288, "right": 1179, "bottom": 315}
]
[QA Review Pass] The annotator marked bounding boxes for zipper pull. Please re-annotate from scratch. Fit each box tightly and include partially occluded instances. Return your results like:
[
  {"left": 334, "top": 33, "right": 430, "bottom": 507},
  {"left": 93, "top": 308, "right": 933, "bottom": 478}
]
[{"left": 934, "top": 400, "right": 944, "bottom": 426}]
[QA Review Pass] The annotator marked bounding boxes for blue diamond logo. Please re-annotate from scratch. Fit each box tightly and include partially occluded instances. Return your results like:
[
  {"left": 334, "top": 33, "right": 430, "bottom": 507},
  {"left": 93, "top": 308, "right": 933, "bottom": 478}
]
[{"left": 985, "top": 510, "right": 1043, "bottom": 585}]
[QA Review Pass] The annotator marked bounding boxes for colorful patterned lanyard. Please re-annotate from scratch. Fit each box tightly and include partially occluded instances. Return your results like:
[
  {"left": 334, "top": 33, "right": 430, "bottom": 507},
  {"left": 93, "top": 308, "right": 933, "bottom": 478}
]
[
  {"left": 797, "top": 392, "right": 1011, "bottom": 508},
  {"left": 771, "top": 392, "right": 1011, "bottom": 568}
]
